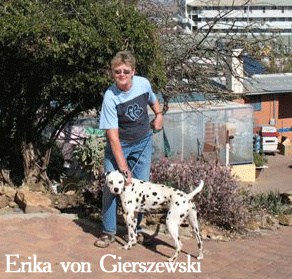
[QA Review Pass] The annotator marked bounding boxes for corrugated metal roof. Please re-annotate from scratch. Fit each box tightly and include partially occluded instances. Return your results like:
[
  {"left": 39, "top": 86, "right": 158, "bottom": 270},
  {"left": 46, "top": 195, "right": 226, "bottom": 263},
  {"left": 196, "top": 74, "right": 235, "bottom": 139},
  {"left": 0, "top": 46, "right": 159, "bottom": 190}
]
[
  {"left": 149, "top": 100, "right": 252, "bottom": 114},
  {"left": 244, "top": 73, "right": 292, "bottom": 95},
  {"left": 187, "top": 0, "right": 255, "bottom": 6},
  {"left": 187, "top": 0, "right": 292, "bottom": 7},
  {"left": 212, "top": 73, "right": 292, "bottom": 95}
]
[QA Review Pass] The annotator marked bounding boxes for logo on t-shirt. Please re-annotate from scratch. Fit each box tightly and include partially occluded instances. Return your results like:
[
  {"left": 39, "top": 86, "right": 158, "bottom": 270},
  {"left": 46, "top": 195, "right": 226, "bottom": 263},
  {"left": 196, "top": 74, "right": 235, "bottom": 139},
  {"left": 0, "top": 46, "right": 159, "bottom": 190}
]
[{"left": 125, "top": 103, "right": 144, "bottom": 121}]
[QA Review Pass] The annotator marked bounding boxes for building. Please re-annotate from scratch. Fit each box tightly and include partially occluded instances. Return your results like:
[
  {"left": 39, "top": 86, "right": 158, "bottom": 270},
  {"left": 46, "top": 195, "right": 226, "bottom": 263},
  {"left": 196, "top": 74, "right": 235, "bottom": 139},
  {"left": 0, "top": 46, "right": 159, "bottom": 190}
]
[
  {"left": 213, "top": 49, "right": 292, "bottom": 139},
  {"left": 243, "top": 73, "right": 292, "bottom": 138},
  {"left": 178, "top": 0, "right": 292, "bottom": 35}
]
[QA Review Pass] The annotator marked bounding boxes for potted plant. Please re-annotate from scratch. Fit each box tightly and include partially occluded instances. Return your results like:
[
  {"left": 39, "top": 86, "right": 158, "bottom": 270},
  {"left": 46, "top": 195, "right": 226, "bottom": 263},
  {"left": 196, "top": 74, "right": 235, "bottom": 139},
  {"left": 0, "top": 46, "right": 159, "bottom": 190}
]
[{"left": 253, "top": 152, "right": 268, "bottom": 178}]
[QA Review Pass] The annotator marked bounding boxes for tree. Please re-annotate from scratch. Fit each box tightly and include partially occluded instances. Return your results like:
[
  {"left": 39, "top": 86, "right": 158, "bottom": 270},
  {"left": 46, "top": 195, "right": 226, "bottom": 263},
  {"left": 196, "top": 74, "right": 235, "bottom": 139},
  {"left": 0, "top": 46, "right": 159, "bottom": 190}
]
[
  {"left": 0, "top": 0, "right": 166, "bottom": 189},
  {"left": 137, "top": 0, "right": 283, "bottom": 111}
]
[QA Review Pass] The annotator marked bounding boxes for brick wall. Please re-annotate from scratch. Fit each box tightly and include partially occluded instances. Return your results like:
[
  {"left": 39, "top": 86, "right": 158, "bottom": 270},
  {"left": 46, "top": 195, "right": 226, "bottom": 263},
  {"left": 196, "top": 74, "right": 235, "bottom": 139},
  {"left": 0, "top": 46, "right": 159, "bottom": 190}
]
[{"left": 243, "top": 93, "right": 292, "bottom": 139}]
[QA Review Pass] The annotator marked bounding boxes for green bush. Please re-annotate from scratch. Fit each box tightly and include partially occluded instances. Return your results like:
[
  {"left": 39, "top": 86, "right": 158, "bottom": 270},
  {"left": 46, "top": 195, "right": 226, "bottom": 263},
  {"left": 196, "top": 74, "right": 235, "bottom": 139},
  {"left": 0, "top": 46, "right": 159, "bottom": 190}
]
[
  {"left": 73, "top": 135, "right": 106, "bottom": 179},
  {"left": 246, "top": 190, "right": 291, "bottom": 216},
  {"left": 253, "top": 152, "right": 268, "bottom": 167},
  {"left": 72, "top": 134, "right": 106, "bottom": 208}
]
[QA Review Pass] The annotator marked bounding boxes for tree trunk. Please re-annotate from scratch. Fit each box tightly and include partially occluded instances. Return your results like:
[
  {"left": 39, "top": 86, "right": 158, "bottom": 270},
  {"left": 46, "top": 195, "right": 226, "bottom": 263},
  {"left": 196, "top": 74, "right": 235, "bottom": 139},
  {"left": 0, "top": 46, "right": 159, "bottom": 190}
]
[
  {"left": 21, "top": 141, "right": 52, "bottom": 190},
  {"left": 0, "top": 169, "right": 14, "bottom": 187}
]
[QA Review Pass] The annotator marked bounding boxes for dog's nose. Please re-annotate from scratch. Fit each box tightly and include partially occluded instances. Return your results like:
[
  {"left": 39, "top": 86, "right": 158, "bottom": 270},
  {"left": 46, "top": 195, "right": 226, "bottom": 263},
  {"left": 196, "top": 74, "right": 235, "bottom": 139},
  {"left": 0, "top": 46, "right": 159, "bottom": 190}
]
[{"left": 114, "top": 188, "right": 119, "bottom": 193}]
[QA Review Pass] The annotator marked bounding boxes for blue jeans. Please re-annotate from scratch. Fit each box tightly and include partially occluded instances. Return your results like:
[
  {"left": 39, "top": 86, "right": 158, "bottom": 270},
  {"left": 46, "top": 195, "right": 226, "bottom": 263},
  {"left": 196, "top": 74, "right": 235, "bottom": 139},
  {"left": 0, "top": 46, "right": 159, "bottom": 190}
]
[{"left": 102, "top": 133, "right": 153, "bottom": 235}]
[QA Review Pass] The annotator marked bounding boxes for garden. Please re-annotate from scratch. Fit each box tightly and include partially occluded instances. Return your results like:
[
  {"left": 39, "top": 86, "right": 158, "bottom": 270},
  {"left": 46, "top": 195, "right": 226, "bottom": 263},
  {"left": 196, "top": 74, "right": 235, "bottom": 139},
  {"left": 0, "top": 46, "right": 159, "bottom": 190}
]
[
  {"left": 0, "top": 0, "right": 291, "bottom": 241},
  {"left": 51, "top": 135, "right": 292, "bottom": 240}
]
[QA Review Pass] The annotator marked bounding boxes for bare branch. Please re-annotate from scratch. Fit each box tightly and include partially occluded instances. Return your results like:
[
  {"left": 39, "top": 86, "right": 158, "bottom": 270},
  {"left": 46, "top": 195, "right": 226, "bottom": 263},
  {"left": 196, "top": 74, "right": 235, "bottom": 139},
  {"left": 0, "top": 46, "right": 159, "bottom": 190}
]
[{"left": 137, "top": 0, "right": 282, "bottom": 109}]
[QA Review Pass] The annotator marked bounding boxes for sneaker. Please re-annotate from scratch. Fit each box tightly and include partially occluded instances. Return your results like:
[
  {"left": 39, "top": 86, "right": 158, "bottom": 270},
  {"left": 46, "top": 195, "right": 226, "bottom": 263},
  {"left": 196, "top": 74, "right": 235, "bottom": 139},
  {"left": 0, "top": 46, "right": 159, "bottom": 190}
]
[{"left": 94, "top": 234, "right": 115, "bottom": 248}]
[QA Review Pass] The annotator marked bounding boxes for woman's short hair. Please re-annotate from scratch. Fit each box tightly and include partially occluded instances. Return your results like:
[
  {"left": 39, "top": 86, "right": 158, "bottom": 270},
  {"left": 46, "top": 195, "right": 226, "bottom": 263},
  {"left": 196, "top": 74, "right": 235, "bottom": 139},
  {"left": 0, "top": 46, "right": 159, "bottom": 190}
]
[{"left": 111, "top": 51, "right": 136, "bottom": 70}]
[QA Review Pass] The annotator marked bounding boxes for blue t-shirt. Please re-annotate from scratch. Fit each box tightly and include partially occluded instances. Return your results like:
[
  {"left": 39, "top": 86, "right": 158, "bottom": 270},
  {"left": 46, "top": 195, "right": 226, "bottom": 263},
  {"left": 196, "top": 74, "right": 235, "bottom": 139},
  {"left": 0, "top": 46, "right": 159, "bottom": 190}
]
[{"left": 99, "top": 76, "right": 157, "bottom": 142}]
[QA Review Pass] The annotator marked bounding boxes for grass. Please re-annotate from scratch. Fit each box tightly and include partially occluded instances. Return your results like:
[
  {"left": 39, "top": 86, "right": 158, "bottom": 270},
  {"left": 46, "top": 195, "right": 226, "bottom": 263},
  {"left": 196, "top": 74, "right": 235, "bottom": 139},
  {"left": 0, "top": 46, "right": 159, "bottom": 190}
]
[{"left": 247, "top": 190, "right": 291, "bottom": 216}]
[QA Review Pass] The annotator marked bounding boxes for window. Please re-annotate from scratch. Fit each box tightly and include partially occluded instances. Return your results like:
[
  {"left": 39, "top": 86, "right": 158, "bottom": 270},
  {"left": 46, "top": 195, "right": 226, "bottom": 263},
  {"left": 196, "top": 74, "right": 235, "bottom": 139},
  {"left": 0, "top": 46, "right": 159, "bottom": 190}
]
[
  {"left": 248, "top": 95, "right": 262, "bottom": 111},
  {"left": 279, "top": 94, "right": 292, "bottom": 119},
  {"left": 192, "top": 15, "right": 200, "bottom": 22}
]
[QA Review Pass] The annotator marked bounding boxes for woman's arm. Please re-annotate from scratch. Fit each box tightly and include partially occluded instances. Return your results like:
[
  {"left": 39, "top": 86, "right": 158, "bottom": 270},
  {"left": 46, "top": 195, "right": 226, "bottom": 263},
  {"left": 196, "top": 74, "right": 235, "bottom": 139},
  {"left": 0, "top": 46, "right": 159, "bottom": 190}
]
[
  {"left": 106, "top": 129, "right": 132, "bottom": 185},
  {"left": 150, "top": 99, "right": 163, "bottom": 131}
]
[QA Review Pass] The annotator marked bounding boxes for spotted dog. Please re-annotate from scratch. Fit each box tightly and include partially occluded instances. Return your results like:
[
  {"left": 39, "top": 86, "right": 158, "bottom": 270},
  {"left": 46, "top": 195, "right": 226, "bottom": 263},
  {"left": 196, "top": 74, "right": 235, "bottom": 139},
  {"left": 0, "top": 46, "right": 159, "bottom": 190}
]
[{"left": 105, "top": 170, "right": 204, "bottom": 262}]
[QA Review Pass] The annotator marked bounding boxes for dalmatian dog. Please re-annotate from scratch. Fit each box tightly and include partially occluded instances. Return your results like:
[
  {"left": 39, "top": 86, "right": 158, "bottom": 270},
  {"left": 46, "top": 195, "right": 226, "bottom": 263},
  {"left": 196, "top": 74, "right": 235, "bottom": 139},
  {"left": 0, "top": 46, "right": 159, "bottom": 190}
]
[{"left": 105, "top": 170, "right": 204, "bottom": 262}]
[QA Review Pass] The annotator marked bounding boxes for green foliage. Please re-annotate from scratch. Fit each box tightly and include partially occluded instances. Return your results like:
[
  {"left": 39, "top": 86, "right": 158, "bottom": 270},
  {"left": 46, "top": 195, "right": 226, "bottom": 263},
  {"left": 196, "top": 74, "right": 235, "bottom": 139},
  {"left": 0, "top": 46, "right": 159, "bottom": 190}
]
[
  {"left": 0, "top": 0, "right": 166, "bottom": 184},
  {"left": 71, "top": 134, "right": 106, "bottom": 208},
  {"left": 0, "top": 0, "right": 166, "bottom": 117},
  {"left": 253, "top": 152, "right": 268, "bottom": 167},
  {"left": 246, "top": 190, "right": 291, "bottom": 216},
  {"left": 73, "top": 135, "right": 106, "bottom": 178}
]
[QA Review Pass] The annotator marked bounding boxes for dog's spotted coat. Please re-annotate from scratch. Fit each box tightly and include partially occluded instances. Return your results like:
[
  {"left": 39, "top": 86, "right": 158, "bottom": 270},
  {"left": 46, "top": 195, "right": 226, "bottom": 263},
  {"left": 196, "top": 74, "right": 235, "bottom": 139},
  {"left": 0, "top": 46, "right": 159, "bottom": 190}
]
[{"left": 105, "top": 170, "right": 204, "bottom": 262}]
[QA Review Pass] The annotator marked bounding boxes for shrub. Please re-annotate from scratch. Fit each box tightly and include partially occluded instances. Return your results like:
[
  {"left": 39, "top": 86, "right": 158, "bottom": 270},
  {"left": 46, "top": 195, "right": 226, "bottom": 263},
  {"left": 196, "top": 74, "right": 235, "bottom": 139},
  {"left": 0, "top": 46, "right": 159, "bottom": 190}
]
[
  {"left": 150, "top": 157, "right": 249, "bottom": 231},
  {"left": 73, "top": 134, "right": 106, "bottom": 179},
  {"left": 73, "top": 135, "right": 106, "bottom": 208},
  {"left": 246, "top": 190, "right": 291, "bottom": 216},
  {"left": 253, "top": 152, "right": 268, "bottom": 167}
]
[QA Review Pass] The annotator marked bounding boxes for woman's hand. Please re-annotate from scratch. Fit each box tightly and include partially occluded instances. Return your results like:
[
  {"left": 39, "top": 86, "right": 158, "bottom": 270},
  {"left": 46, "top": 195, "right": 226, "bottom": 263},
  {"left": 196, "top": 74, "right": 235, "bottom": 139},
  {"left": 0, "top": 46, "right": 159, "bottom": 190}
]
[
  {"left": 106, "top": 129, "right": 132, "bottom": 185},
  {"left": 150, "top": 113, "right": 163, "bottom": 132},
  {"left": 150, "top": 99, "right": 163, "bottom": 132},
  {"left": 121, "top": 169, "right": 132, "bottom": 186}
]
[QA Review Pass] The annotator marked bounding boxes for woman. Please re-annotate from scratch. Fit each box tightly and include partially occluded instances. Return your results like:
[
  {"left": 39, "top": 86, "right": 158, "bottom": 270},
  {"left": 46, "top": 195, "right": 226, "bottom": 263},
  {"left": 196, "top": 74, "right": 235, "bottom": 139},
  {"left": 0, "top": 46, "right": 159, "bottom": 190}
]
[{"left": 95, "top": 51, "right": 163, "bottom": 248}]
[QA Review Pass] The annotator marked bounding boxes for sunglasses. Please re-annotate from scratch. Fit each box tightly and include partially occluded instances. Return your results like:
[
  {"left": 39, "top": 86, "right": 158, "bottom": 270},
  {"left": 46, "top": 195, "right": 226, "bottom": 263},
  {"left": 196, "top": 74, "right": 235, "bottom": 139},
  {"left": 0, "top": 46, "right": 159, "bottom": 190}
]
[{"left": 113, "top": 69, "right": 131, "bottom": 75}]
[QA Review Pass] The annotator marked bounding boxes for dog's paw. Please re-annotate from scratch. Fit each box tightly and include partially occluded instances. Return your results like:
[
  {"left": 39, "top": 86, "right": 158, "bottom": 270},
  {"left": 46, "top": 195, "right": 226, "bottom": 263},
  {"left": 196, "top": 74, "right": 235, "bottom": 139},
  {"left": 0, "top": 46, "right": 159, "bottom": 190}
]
[
  {"left": 122, "top": 243, "right": 132, "bottom": 250},
  {"left": 167, "top": 256, "right": 177, "bottom": 262},
  {"left": 197, "top": 253, "right": 204, "bottom": 260}
]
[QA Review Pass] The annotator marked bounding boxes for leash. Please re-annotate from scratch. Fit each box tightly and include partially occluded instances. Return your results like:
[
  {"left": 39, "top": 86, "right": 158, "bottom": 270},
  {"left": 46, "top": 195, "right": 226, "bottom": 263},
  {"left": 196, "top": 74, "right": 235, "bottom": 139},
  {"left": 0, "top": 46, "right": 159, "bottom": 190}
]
[
  {"left": 129, "top": 127, "right": 172, "bottom": 173},
  {"left": 129, "top": 131, "right": 154, "bottom": 173}
]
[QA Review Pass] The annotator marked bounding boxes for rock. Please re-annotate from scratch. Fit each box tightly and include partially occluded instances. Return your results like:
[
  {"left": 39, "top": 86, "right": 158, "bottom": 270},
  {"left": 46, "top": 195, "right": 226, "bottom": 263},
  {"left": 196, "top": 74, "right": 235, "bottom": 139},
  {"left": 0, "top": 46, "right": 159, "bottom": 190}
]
[
  {"left": 179, "top": 226, "right": 194, "bottom": 238},
  {"left": 21, "top": 189, "right": 51, "bottom": 207},
  {"left": 278, "top": 214, "right": 292, "bottom": 226},
  {"left": 260, "top": 214, "right": 279, "bottom": 229},
  {"left": 49, "top": 193, "right": 82, "bottom": 210},
  {"left": 8, "top": 201, "right": 18, "bottom": 208},
  {"left": 245, "top": 216, "right": 261, "bottom": 231},
  {"left": 201, "top": 225, "right": 229, "bottom": 241},
  {"left": 25, "top": 183, "right": 46, "bottom": 193},
  {"left": 15, "top": 191, "right": 26, "bottom": 211},
  {"left": 65, "top": 190, "right": 76, "bottom": 196},
  {"left": 0, "top": 186, "right": 17, "bottom": 199},
  {"left": 281, "top": 190, "right": 292, "bottom": 205},
  {"left": 15, "top": 189, "right": 54, "bottom": 213},
  {"left": 0, "top": 195, "right": 10, "bottom": 208}
]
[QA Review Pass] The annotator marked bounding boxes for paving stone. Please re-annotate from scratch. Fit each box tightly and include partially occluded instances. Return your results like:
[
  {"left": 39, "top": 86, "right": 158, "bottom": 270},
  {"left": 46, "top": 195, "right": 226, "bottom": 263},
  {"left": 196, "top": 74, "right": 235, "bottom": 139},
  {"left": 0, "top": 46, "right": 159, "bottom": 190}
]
[{"left": 1, "top": 154, "right": 292, "bottom": 278}]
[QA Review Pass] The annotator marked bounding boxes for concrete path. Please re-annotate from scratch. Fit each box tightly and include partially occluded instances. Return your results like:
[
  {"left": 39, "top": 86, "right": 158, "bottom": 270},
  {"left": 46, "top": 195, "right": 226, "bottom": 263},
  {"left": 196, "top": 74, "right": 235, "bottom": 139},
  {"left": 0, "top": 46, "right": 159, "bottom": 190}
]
[{"left": 251, "top": 152, "right": 292, "bottom": 194}]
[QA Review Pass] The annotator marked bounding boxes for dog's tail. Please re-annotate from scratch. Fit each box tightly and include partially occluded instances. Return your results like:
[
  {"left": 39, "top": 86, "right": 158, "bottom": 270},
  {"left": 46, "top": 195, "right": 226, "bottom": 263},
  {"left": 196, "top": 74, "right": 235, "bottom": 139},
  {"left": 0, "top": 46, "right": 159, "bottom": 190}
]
[{"left": 187, "top": 180, "right": 204, "bottom": 200}]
